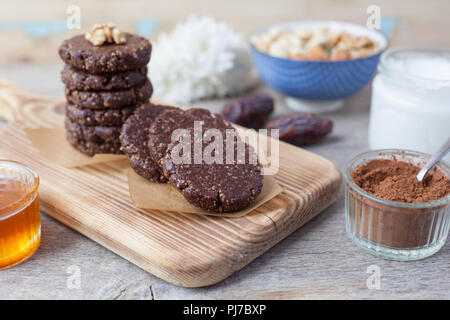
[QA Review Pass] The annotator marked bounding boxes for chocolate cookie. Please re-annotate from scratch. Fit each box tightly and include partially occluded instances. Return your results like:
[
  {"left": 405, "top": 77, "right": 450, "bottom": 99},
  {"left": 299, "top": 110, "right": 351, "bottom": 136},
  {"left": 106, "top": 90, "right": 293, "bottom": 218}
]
[
  {"left": 148, "top": 108, "right": 233, "bottom": 166},
  {"left": 62, "top": 64, "right": 148, "bottom": 91},
  {"left": 120, "top": 103, "right": 179, "bottom": 182},
  {"left": 66, "top": 131, "right": 122, "bottom": 156},
  {"left": 65, "top": 118, "right": 121, "bottom": 143},
  {"left": 65, "top": 103, "right": 137, "bottom": 126},
  {"left": 65, "top": 79, "right": 153, "bottom": 109},
  {"left": 58, "top": 33, "right": 151, "bottom": 73},
  {"left": 163, "top": 127, "right": 263, "bottom": 212}
]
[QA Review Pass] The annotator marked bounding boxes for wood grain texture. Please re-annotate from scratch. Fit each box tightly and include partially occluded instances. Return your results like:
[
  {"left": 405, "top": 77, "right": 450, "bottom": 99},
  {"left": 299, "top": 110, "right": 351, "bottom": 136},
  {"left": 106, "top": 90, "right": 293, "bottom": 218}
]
[{"left": 0, "top": 78, "right": 342, "bottom": 287}]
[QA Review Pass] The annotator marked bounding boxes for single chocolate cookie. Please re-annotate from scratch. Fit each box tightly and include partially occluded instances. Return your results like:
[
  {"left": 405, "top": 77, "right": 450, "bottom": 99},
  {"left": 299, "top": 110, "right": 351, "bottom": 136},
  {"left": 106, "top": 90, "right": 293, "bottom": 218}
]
[
  {"left": 59, "top": 33, "right": 151, "bottom": 73},
  {"left": 62, "top": 64, "right": 148, "bottom": 91},
  {"left": 65, "top": 79, "right": 153, "bottom": 109},
  {"left": 66, "top": 131, "right": 122, "bottom": 156},
  {"left": 163, "top": 127, "right": 263, "bottom": 212},
  {"left": 148, "top": 108, "right": 233, "bottom": 166},
  {"left": 120, "top": 103, "right": 179, "bottom": 182},
  {"left": 65, "top": 103, "right": 137, "bottom": 126},
  {"left": 65, "top": 118, "right": 121, "bottom": 143}
]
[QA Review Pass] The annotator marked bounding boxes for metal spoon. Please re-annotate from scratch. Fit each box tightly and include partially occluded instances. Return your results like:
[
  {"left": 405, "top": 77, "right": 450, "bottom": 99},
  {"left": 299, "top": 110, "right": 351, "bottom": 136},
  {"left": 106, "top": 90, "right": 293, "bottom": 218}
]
[{"left": 416, "top": 136, "right": 450, "bottom": 182}]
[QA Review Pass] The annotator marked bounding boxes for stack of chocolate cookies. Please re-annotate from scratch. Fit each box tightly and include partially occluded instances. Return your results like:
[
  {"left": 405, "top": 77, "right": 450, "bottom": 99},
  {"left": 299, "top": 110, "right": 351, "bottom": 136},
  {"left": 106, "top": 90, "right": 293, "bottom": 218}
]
[{"left": 58, "top": 27, "right": 153, "bottom": 156}]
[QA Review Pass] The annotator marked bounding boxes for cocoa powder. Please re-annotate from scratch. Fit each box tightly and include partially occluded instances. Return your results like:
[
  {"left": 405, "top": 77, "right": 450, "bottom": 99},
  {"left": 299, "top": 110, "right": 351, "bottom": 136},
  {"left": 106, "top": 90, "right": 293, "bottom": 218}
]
[{"left": 352, "top": 159, "right": 450, "bottom": 203}]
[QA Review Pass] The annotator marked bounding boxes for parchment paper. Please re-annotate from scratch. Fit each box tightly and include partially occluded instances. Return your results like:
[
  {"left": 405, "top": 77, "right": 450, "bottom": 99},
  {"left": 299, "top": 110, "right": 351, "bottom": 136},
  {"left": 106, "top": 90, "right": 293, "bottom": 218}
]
[
  {"left": 127, "top": 167, "right": 284, "bottom": 217},
  {"left": 25, "top": 126, "right": 127, "bottom": 168}
]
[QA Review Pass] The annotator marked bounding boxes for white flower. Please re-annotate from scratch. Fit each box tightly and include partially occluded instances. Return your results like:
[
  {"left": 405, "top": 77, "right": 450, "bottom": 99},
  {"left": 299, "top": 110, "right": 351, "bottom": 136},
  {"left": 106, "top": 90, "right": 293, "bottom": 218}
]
[{"left": 149, "top": 15, "right": 256, "bottom": 104}]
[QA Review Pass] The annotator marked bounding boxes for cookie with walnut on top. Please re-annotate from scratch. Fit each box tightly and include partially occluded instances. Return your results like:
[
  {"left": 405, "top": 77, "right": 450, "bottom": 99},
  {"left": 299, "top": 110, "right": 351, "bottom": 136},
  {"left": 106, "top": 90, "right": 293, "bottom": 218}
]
[{"left": 58, "top": 23, "right": 153, "bottom": 156}]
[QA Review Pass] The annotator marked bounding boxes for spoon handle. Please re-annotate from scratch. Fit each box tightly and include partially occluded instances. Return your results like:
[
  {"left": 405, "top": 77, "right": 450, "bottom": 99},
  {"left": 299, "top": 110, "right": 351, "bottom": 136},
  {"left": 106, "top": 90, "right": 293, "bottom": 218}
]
[{"left": 416, "top": 136, "right": 450, "bottom": 182}]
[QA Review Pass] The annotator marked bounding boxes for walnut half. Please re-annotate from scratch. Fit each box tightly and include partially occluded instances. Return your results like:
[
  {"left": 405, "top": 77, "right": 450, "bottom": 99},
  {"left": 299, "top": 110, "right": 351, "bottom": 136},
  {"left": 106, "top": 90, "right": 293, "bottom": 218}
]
[{"left": 85, "top": 23, "right": 126, "bottom": 46}]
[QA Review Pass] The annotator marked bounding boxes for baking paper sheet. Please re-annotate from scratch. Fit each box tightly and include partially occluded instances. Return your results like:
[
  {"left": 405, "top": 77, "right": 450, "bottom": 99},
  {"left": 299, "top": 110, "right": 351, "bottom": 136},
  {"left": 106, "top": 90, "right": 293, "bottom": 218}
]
[
  {"left": 127, "top": 167, "right": 284, "bottom": 217},
  {"left": 25, "top": 126, "right": 126, "bottom": 167}
]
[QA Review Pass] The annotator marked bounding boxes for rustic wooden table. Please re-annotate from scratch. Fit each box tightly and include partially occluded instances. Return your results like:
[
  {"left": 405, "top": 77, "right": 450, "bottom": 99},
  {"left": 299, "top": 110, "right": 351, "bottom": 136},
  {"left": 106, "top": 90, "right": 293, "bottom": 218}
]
[
  {"left": 0, "top": 0, "right": 449, "bottom": 299},
  {"left": 0, "top": 63, "right": 448, "bottom": 300}
]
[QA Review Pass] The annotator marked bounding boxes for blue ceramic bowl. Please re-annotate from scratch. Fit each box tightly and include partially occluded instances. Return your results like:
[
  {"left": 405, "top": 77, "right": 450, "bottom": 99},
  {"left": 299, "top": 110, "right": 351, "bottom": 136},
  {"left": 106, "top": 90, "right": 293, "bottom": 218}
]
[{"left": 249, "top": 21, "right": 387, "bottom": 101}]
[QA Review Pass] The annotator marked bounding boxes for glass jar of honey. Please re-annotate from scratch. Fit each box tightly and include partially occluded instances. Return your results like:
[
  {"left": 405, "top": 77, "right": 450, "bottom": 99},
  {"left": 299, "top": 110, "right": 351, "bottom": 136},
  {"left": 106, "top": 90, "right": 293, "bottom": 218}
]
[{"left": 0, "top": 160, "right": 40, "bottom": 269}]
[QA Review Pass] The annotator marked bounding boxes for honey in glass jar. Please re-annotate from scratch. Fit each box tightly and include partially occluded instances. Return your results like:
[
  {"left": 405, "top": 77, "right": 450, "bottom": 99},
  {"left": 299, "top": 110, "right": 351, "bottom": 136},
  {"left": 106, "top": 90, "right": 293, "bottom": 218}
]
[{"left": 0, "top": 160, "right": 40, "bottom": 269}]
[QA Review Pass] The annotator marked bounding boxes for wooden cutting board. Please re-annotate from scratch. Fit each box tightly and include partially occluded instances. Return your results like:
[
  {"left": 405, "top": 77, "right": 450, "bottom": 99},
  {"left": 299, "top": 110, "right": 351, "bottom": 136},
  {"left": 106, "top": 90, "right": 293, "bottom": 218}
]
[{"left": 0, "top": 79, "right": 342, "bottom": 287}]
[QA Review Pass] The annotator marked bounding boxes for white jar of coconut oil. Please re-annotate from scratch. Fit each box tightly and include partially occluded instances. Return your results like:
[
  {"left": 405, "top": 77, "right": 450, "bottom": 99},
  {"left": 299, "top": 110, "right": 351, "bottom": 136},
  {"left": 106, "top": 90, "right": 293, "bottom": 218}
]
[{"left": 369, "top": 47, "right": 450, "bottom": 162}]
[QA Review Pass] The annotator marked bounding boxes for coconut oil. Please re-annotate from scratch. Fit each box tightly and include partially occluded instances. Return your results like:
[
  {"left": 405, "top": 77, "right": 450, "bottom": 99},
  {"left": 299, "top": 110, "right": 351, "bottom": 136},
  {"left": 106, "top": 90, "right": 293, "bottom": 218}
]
[{"left": 369, "top": 47, "right": 450, "bottom": 162}]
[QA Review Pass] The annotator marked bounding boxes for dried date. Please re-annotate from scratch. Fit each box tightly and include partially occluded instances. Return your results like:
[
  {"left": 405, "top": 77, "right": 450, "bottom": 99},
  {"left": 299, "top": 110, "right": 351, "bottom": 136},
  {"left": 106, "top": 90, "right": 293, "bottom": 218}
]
[
  {"left": 266, "top": 113, "right": 333, "bottom": 146},
  {"left": 221, "top": 94, "right": 274, "bottom": 130}
]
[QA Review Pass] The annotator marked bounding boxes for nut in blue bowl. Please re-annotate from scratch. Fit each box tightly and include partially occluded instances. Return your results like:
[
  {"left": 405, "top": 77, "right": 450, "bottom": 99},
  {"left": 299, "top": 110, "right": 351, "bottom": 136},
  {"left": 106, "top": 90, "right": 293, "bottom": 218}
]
[{"left": 249, "top": 21, "right": 387, "bottom": 113}]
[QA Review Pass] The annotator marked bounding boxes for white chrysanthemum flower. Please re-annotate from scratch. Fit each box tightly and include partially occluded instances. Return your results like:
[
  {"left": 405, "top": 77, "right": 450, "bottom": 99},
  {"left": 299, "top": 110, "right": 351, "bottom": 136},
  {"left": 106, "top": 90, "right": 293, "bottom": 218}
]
[{"left": 149, "top": 15, "right": 256, "bottom": 104}]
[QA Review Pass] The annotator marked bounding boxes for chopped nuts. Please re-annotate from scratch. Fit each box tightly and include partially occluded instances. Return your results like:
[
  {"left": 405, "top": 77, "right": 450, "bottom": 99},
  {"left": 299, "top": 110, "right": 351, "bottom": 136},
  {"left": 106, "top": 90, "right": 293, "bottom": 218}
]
[
  {"left": 85, "top": 23, "right": 126, "bottom": 46},
  {"left": 251, "top": 26, "right": 379, "bottom": 61}
]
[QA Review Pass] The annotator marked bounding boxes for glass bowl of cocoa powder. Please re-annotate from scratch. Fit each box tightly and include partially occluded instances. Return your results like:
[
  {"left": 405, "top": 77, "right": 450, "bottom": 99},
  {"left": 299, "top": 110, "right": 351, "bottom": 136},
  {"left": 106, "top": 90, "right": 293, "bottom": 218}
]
[{"left": 344, "top": 149, "right": 450, "bottom": 261}]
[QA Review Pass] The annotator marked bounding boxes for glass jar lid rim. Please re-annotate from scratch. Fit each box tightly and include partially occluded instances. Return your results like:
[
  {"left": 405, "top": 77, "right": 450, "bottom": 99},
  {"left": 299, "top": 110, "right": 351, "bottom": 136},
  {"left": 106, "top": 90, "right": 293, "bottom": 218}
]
[
  {"left": 0, "top": 160, "right": 39, "bottom": 220},
  {"left": 379, "top": 46, "right": 450, "bottom": 85}
]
